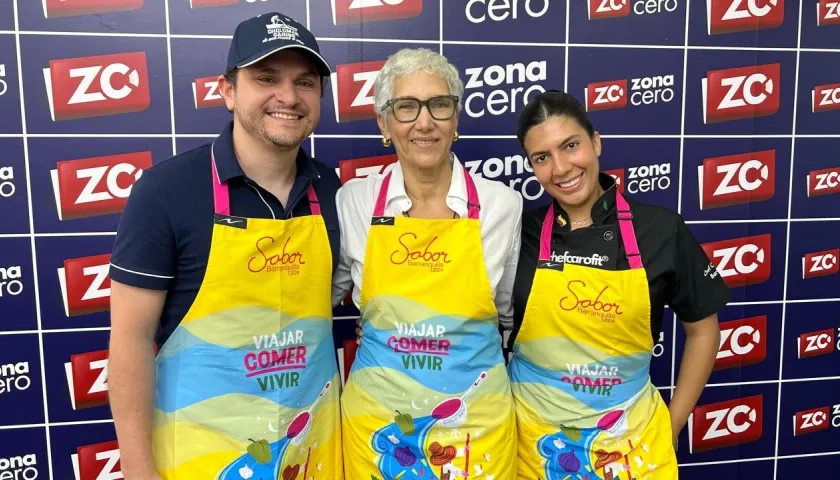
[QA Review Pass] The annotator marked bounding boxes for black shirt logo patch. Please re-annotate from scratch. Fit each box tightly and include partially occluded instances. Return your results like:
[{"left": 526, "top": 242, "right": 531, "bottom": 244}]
[
  {"left": 214, "top": 214, "right": 248, "bottom": 229},
  {"left": 538, "top": 260, "right": 565, "bottom": 271},
  {"left": 371, "top": 216, "right": 395, "bottom": 226}
]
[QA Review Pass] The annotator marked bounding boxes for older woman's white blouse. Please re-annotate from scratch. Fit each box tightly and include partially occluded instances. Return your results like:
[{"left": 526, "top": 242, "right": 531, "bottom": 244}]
[{"left": 331, "top": 152, "right": 523, "bottom": 331}]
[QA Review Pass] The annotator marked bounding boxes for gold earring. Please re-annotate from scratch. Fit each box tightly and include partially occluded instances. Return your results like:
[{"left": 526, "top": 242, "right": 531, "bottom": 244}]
[
  {"left": 382, "top": 137, "right": 392, "bottom": 147},
  {"left": 453, "top": 132, "right": 459, "bottom": 142}
]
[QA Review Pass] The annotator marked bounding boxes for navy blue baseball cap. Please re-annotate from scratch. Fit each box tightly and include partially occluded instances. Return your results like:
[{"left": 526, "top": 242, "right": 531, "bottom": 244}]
[{"left": 226, "top": 12, "right": 331, "bottom": 77}]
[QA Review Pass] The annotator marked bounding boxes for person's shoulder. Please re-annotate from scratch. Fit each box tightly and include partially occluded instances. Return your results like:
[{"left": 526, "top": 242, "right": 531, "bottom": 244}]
[
  {"left": 623, "top": 195, "right": 686, "bottom": 231},
  {"left": 335, "top": 168, "right": 381, "bottom": 220},
  {"left": 309, "top": 155, "right": 341, "bottom": 191},
  {"left": 138, "top": 143, "right": 212, "bottom": 194}
]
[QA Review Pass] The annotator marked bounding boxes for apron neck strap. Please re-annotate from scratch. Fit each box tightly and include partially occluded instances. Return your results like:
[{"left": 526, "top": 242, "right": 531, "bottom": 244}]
[
  {"left": 538, "top": 190, "right": 643, "bottom": 269},
  {"left": 210, "top": 142, "right": 321, "bottom": 217},
  {"left": 373, "top": 161, "right": 481, "bottom": 219}
]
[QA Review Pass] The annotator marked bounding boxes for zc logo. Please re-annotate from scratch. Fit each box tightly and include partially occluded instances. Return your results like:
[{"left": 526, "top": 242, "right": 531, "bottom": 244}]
[
  {"left": 688, "top": 395, "right": 763, "bottom": 453},
  {"left": 797, "top": 328, "right": 838, "bottom": 359},
  {"left": 715, "top": 315, "right": 767, "bottom": 371},
  {"left": 332, "top": 0, "right": 423, "bottom": 25},
  {"left": 812, "top": 82, "right": 840, "bottom": 113},
  {"left": 794, "top": 405, "right": 840, "bottom": 436},
  {"left": 706, "top": 0, "right": 785, "bottom": 35},
  {"left": 698, "top": 149, "right": 776, "bottom": 210},
  {"left": 65, "top": 349, "right": 109, "bottom": 410},
  {"left": 807, "top": 167, "right": 840, "bottom": 197},
  {"left": 58, "top": 254, "right": 111, "bottom": 317},
  {"left": 51, "top": 151, "right": 152, "bottom": 221},
  {"left": 72, "top": 440, "right": 121, "bottom": 480},
  {"left": 802, "top": 249, "right": 840, "bottom": 279},
  {"left": 331, "top": 60, "right": 386, "bottom": 123},
  {"left": 43, "top": 0, "right": 143, "bottom": 18},
  {"left": 702, "top": 63, "right": 781, "bottom": 124},
  {"left": 193, "top": 76, "right": 226, "bottom": 109},
  {"left": 587, "top": 0, "right": 678, "bottom": 19},
  {"left": 44, "top": 52, "right": 151, "bottom": 121},
  {"left": 701, "top": 234, "right": 772, "bottom": 287},
  {"left": 337, "top": 154, "right": 399, "bottom": 184},
  {"left": 586, "top": 79, "right": 628, "bottom": 111},
  {"left": 818, "top": 0, "right": 840, "bottom": 26}
]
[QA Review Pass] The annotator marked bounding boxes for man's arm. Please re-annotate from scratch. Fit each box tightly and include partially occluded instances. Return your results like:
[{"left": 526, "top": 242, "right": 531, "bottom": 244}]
[
  {"left": 108, "top": 282, "right": 166, "bottom": 479},
  {"left": 106, "top": 169, "right": 176, "bottom": 478}
]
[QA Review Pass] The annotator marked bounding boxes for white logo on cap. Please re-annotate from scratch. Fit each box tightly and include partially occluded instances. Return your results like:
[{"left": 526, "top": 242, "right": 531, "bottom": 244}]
[{"left": 263, "top": 15, "right": 301, "bottom": 44}]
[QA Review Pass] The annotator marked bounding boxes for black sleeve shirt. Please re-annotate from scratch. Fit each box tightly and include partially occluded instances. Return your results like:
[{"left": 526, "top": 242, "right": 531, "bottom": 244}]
[{"left": 509, "top": 173, "right": 731, "bottom": 347}]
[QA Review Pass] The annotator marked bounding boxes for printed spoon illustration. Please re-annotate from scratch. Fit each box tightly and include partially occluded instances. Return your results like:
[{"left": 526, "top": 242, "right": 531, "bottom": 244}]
[
  {"left": 431, "top": 371, "right": 487, "bottom": 424},
  {"left": 286, "top": 381, "right": 331, "bottom": 442}
]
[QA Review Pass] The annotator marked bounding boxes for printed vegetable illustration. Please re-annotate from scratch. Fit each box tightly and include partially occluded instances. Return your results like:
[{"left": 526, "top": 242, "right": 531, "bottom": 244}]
[
  {"left": 394, "top": 446, "right": 417, "bottom": 466},
  {"left": 558, "top": 450, "right": 581, "bottom": 472},
  {"left": 281, "top": 464, "right": 300, "bottom": 480},
  {"left": 559, "top": 424, "right": 582, "bottom": 442},
  {"left": 246, "top": 438, "right": 272, "bottom": 465},
  {"left": 238, "top": 465, "right": 253, "bottom": 479},
  {"left": 394, "top": 410, "right": 415, "bottom": 435}
]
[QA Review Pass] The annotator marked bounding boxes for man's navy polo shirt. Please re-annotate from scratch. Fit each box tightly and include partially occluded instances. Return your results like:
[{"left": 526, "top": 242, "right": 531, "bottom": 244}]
[{"left": 108, "top": 121, "right": 341, "bottom": 347}]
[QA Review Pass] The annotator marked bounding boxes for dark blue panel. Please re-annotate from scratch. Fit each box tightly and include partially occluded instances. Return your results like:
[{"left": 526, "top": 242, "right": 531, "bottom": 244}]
[
  {"left": 790, "top": 138, "right": 840, "bottom": 219},
  {"left": 0, "top": 138, "right": 29, "bottom": 234},
  {"left": 0, "top": 238, "right": 37, "bottom": 332},
  {"left": 569, "top": 0, "right": 684, "bottom": 46},
  {"left": 42, "top": 330, "right": 112, "bottom": 423},
  {"left": 0, "top": 427, "right": 49, "bottom": 478},
  {"left": 168, "top": 0, "right": 307, "bottom": 36},
  {"left": 567, "top": 47, "right": 685, "bottom": 135},
  {"left": 170, "top": 38, "right": 230, "bottom": 135},
  {"left": 49, "top": 422, "right": 118, "bottom": 480},
  {"left": 34, "top": 235, "right": 116, "bottom": 330},
  {"left": 0, "top": 334, "right": 45, "bottom": 426},
  {"left": 311, "top": 0, "right": 439, "bottom": 41},
  {"left": 0, "top": 3, "right": 13, "bottom": 30},
  {"left": 687, "top": 0, "right": 799, "bottom": 48},
  {"left": 786, "top": 220, "right": 840, "bottom": 300},
  {"left": 445, "top": 44, "right": 566, "bottom": 136},
  {"left": 675, "top": 304, "right": 783, "bottom": 385},
  {"left": 27, "top": 137, "right": 173, "bottom": 234},
  {"left": 20, "top": 35, "right": 171, "bottom": 134},
  {"left": 680, "top": 137, "right": 792, "bottom": 221},
  {"left": 777, "top": 451, "right": 840, "bottom": 476},
  {"left": 800, "top": 2, "right": 840, "bottom": 49},
  {"left": 679, "top": 459, "right": 775, "bottom": 479},
  {"left": 0, "top": 35, "right": 23, "bottom": 134},
  {"left": 686, "top": 222, "right": 787, "bottom": 303},
  {"left": 683, "top": 49, "right": 797, "bottom": 135},
  {"left": 781, "top": 301, "right": 840, "bottom": 381},
  {"left": 650, "top": 307, "right": 674, "bottom": 389},
  {"left": 17, "top": 0, "right": 166, "bottom": 34},
  {"left": 445, "top": 0, "right": 564, "bottom": 43},
  {"left": 796, "top": 51, "right": 840, "bottom": 135},
  {"left": 778, "top": 378, "right": 840, "bottom": 456}
]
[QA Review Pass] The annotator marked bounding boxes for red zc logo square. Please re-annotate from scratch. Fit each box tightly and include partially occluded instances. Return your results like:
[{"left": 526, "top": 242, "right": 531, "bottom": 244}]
[
  {"left": 818, "top": 0, "right": 840, "bottom": 26},
  {"left": 74, "top": 440, "right": 121, "bottom": 480},
  {"left": 43, "top": 0, "right": 143, "bottom": 18},
  {"left": 338, "top": 154, "right": 399, "bottom": 184},
  {"left": 702, "top": 63, "right": 781, "bottom": 124},
  {"left": 331, "top": 0, "right": 423, "bottom": 25},
  {"left": 701, "top": 234, "right": 772, "bottom": 287},
  {"left": 706, "top": 0, "right": 785, "bottom": 35},
  {"left": 331, "top": 60, "right": 386, "bottom": 123},
  {"left": 688, "top": 395, "right": 763, "bottom": 453},
  {"left": 698, "top": 149, "right": 775, "bottom": 210},
  {"left": 59, "top": 254, "right": 111, "bottom": 317}
]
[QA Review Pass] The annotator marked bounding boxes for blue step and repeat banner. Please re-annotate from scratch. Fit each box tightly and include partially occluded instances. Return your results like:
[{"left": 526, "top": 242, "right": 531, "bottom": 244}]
[{"left": 1, "top": 0, "right": 839, "bottom": 479}]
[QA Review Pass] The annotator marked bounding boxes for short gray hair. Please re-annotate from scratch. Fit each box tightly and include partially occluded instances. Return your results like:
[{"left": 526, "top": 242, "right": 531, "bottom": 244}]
[{"left": 374, "top": 48, "right": 464, "bottom": 116}]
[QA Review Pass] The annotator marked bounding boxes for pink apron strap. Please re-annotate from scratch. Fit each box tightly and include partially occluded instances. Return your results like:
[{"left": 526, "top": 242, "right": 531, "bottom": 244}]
[
  {"left": 211, "top": 142, "right": 322, "bottom": 217},
  {"left": 372, "top": 162, "right": 480, "bottom": 219},
  {"left": 538, "top": 190, "right": 643, "bottom": 269},
  {"left": 210, "top": 144, "right": 230, "bottom": 216},
  {"left": 615, "top": 191, "right": 643, "bottom": 269}
]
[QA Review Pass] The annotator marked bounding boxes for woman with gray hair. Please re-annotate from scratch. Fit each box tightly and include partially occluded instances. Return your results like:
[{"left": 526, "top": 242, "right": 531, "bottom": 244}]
[{"left": 332, "top": 47, "right": 522, "bottom": 478}]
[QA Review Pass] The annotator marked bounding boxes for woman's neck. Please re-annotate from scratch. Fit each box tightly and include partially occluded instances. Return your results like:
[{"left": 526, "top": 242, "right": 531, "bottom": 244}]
[
  {"left": 558, "top": 184, "right": 605, "bottom": 227},
  {"left": 401, "top": 156, "right": 453, "bottom": 204}
]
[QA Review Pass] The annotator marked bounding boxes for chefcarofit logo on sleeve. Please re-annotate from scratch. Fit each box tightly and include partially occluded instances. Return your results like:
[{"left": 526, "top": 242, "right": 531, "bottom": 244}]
[
  {"left": 0, "top": 166, "right": 15, "bottom": 199},
  {"left": 58, "top": 253, "right": 111, "bottom": 317},
  {"left": 803, "top": 249, "right": 839, "bottom": 279},
  {"left": 586, "top": 74, "right": 676, "bottom": 112},
  {"left": 812, "top": 82, "right": 840, "bottom": 113},
  {"left": 806, "top": 167, "right": 840, "bottom": 197},
  {"left": 701, "top": 234, "right": 772, "bottom": 287},
  {"left": 794, "top": 404, "right": 840, "bottom": 436},
  {"left": 331, "top": 60, "right": 386, "bottom": 123},
  {"left": 797, "top": 328, "right": 837, "bottom": 359},
  {"left": 338, "top": 154, "right": 398, "bottom": 184},
  {"left": 688, "top": 395, "right": 764, "bottom": 453},
  {"left": 818, "top": 0, "right": 840, "bottom": 25},
  {"left": 463, "top": 60, "right": 547, "bottom": 118},
  {"left": 0, "top": 265, "right": 23, "bottom": 298},
  {"left": 698, "top": 149, "right": 776, "bottom": 210},
  {"left": 65, "top": 349, "right": 109, "bottom": 410},
  {"left": 464, "top": 153, "right": 545, "bottom": 201},
  {"left": 715, "top": 316, "right": 767, "bottom": 371},
  {"left": 50, "top": 151, "right": 152, "bottom": 221},
  {"left": 701, "top": 63, "right": 781, "bottom": 124},
  {"left": 705, "top": 0, "right": 785, "bottom": 35},
  {"left": 193, "top": 76, "right": 225, "bottom": 109},
  {"left": 43, "top": 52, "right": 151, "bottom": 121},
  {"left": 42, "top": 0, "right": 144, "bottom": 18},
  {"left": 72, "top": 440, "right": 121, "bottom": 480},
  {"left": 332, "top": 0, "right": 423, "bottom": 25}
]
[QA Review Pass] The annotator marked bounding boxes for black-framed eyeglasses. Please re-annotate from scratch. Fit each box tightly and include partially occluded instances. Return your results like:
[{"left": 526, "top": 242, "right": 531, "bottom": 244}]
[{"left": 382, "top": 95, "right": 459, "bottom": 123}]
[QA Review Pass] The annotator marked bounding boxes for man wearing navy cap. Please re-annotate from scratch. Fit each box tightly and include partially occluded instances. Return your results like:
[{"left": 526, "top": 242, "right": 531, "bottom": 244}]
[{"left": 107, "top": 12, "right": 344, "bottom": 480}]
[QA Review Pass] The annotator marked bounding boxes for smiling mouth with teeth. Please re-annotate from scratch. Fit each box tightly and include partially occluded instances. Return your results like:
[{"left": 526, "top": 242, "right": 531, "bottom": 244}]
[
  {"left": 558, "top": 173, "right": 584, "bottom": 188},
  {"left": 268, "top": 112, "right": 303, "bottom": 120}
]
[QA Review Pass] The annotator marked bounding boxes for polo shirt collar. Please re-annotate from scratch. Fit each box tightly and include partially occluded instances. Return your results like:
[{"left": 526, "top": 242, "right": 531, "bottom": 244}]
[
  {"left": 552, "top": 172, "right": 618, "bottom": 231},
  {"left": 383, "top": 152, "right": 470, "bottom": 211},
  {"left": 212, "top": 121, "right": 320, "bottom": 184}
]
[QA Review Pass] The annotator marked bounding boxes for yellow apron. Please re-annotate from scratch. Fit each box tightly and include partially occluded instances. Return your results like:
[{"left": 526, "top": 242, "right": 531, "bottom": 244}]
[
  {"left": 341, "top": 164, "right": 517, "bottom": 479},
  {"left": 151, "top": 144, "right": 343, "bottom": 479},
  {"left": 508, "top": 191, "right": 678, "bottom": 480}
]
